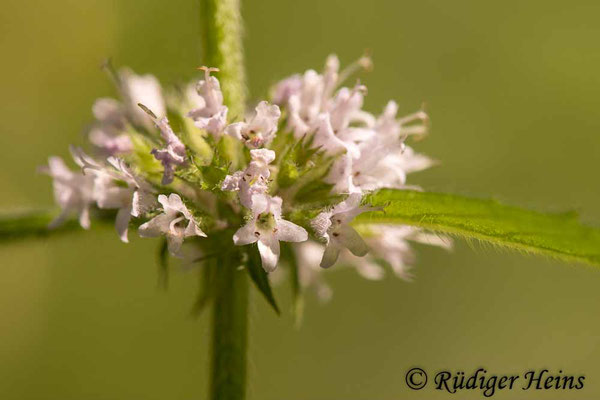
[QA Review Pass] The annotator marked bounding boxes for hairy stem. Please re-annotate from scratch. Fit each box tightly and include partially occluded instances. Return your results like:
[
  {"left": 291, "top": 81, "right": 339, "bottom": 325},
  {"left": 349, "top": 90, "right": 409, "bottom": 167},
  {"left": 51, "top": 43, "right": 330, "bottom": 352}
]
[
  {"left": 0, "top": 209, "right": 112, "bottom": 243},
  {"left": 200, "top": 0, "right": 249, "bottom": 399},
  {"left": 200, "top": 0, "right": 247, "bottom": 119},
  {"left": 210, "top": 254, "right": 248, "bottom": 400},
  {"left": 200, "top": 0, "right": 247, "bottom": 170}
]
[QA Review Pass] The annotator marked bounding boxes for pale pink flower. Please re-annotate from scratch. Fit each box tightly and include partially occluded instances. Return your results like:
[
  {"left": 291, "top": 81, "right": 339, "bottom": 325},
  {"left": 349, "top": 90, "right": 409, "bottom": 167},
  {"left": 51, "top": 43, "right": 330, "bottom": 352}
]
[
  {"left": 225, "top": 101, "right": 281, "bottom": 148},
  {"left": 187, "top": 67, "right": 229, "bottom": 137},
  {"left": 139, "top": 194, "right": 206, "bottom": 256},
  {"left": 40, "top": 157, "right": 95, "bottom": 229},
  {"left": 233, "top": 195, "right": 307, "bottom": 272}
]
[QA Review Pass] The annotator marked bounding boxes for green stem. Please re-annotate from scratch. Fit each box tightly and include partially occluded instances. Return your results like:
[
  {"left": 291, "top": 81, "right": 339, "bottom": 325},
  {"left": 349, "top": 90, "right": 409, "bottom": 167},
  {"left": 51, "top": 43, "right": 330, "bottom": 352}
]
[
  {"left": 210, "top": 254, "right": 248, "bottom": 400},
  {"left": 200, "top": 0, "right": 247, "bottom": 119},
  {"left": 0, "top": 209, "right": 113, "bottom": 243},
  {"left": 200, "top": 1, "right": 249, "bottom": 399},
  {"left": 200, "top": 0, "right": 247, "bottom": 170}
]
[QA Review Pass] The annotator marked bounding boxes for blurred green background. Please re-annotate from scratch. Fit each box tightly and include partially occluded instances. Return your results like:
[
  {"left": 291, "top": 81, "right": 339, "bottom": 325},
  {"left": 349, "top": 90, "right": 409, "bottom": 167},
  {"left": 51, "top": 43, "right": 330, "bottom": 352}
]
[{"left": 1, "top": 0, "right": 599, "bottom": 399}]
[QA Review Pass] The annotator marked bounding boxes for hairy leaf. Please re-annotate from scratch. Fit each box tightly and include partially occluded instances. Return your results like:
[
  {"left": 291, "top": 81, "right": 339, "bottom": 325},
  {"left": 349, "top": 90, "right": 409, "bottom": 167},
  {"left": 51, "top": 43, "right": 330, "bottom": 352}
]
[{"left": 358, "top": 190, "right": 600, "bottom": 266}]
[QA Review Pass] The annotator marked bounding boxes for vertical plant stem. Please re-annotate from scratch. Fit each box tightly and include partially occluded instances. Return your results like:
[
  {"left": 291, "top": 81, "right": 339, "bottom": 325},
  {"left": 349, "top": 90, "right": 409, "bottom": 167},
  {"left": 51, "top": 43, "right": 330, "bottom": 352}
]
[
  {"left": 210, "top": 254, "right": 248, "bottom": 400},
  {"left": 200, "top": 0, "right": 247, "bottom": 119},
  {"left": 200, "top": 1, "right": 249, "bottom": 398},
  {"left": 200, "top": 0, "right": 247, "bottom": 169}
]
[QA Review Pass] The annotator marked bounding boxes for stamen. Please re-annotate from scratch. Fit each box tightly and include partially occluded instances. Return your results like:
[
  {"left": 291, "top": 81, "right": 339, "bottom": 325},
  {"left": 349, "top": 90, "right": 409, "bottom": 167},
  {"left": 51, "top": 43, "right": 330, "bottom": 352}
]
[
  {"left": 169, "top": 216, "right": 186, "bottom": 233},
  {"left": 197, "top": 66, "right": 221, "bottom": 106},
  {"left": 197, "top": 66, "right": 220, "bottom": 80},
  {"left": 397, "top": 110, "right": 429, "bottom": 126},
  {"left": 337, "top": 52, "right": 373, "bottom": 88}
]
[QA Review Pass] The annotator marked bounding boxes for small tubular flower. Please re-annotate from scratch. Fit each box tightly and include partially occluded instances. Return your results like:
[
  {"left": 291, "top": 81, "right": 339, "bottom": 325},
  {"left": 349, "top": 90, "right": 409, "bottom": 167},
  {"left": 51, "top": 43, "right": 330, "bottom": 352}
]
[
  {"left": 147, "top": 114, "right": 187, "bottom": 185},
  {"left": 88, "top": 98, "right": 133, "bottom": 155},
  {"left": 233, "top": 195, "right": 308, "bottom": 272},
  {"left": 139, "top": 193, "right": 206, "bottom": 256},
  {"left": 221, "top": 149, "right": 275, "bottom": 209},
  {"left": 311, "top": 193, "right": 377, "bottom": 268},
  {"left": 40, "top": 156, "right": 95, "bottom": 229},
  {"left": 186, "top": 67, "right": 228, "bottom": 137},
  {"left": 225, "top": 101, "right": 281, "bottom": 148},
  {"left": 293, "top": 241, "right": 333, "bottom": 302},
  {"left": 71, "top": 148, "right": 156, "bottom": 242},
  {"left": 120, "top": 69, "right": 166, "bottom": 130},
  {"left": 341, "top": 225, "right": 452, "bottom": 281}
]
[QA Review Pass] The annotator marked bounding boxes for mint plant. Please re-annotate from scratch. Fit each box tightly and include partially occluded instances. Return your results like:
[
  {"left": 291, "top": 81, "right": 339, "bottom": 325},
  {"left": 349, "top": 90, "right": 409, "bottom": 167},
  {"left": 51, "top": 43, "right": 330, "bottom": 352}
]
[{"left": 1, "top": 0, "right": 599, "bottom": 399}]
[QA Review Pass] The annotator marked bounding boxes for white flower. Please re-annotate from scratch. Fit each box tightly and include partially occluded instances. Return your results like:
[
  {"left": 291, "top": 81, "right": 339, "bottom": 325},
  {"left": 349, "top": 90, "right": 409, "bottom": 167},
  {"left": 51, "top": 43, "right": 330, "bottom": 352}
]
[
  {"left": 326, "top": 84, "right": 373, "bottom": 138},
  {"left": 120, "top": 69, "right": 166, "bottom": 130},
  {"left": 273, "top": 54, "right": 372, "bottom": 139},
  {"left": 225, "top": 101, "right": 281, "bottom": 148},
  {"left": 293, "top": 241, "right": 333, "bottom": 302},
  {"left": 187, "top": 67, "right": 228, "bottom": 137},
  {"left": 88, "top": 98, "right": 133, "bottom": 155},
  {"left": 311, "top": 193, "right": 377, "bottom": 268},
  {"left": 289, "top": 227, "right": 450, "bottom": 301},
  {"left": 271, "top": 74, "right": 303, "bottom": 106},
  {"left": 342, "top": 225, "right": 452, "bottom": 280},
  {"left": 40, "top": 157, "right": 95, "bottom": 229},
  {"left": 284, "top": 70, "right": 325, "bottom": 137},
  {"left": 148, "top": 116, "right": 187, "bottom": 185},
  {"left": 233, "top": 195, "right": 307, "bottom": 272},
  {"left": 325, "top": 102, "right": 433, "bottom": 194},
  {"left": 139, "top": 194, "right": 206, "bottom": 256},
  {"left": 221, "top": 149, "right": 275, "bottom": 209},
  {"left": 290, "top": 238, "right": 384, "bottom": 303},
  {"left": 274, "top": 56, "right": 341, "bottom": 138},
  {"left": 71, "top": 148, "right": 157, "bottom": 242},
  {"left": 312, "top": 113, "right": 359, "bottom": 158}
]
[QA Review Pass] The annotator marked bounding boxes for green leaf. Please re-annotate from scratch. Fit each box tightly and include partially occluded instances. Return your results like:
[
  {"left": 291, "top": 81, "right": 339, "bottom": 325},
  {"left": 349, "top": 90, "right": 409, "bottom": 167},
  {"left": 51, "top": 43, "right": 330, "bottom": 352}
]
[
  {"left": 190, "top": 258, "right": 216, "bottom": 317},
  {"left": 358, "top": 190, "right": 600, "bottom": 266},
  {"left": 246, "top": 247, "right": 280, "bottom": 314},
  {"left": 157, "top": 239, "right": 169, "bottom": 290},
  {"left": 281, "top": 243, "right": 303, "bottom": 326}
]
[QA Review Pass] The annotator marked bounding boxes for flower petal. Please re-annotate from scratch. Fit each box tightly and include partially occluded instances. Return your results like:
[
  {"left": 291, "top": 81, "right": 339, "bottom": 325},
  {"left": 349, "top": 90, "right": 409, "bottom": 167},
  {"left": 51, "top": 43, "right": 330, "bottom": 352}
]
[
  {"left": 115, "top": 207, "right": 132, "bottom": 243},
  {"left": 184, "top": 220, "right": 207, "bottom": 237},
  {"left": 257, "top": 236, "right": 280, "bottom": 272},
  {"left": 320, "top": 243, "right": 341, "bottom": 268},
  {"left": 167, "top": 235, "right": 184, "bottom": 256},
  {"left": 138, "top": 214, "right": 170, "bottom": 237},
  {"left": 224, "top": 122, "right": 244, "bottom": 140},
  {"left": 275, "top": 219, "right": 308, "bottom": 243},
  {"left": 338, "top": 225, "right": 369, "bottom": 257},
  {"left": 233, "top": 222, "right": 259, "bottom": 246},
  {"left": 79, "top": 206, "right": 91, "bottom": 230}
]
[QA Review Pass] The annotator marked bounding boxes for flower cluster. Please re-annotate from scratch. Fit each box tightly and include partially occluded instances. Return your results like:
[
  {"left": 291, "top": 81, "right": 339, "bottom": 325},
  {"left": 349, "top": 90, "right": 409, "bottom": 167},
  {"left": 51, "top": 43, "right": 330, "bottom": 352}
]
[{"left": 43, "top": 55, "right": 450, "bottom": 299}]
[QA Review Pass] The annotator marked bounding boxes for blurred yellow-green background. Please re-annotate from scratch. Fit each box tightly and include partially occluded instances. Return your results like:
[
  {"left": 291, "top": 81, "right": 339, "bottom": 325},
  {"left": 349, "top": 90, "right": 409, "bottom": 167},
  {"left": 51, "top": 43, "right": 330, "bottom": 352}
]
[{"left": 1, "top": 0, "right": 599, "bottom": 399}]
